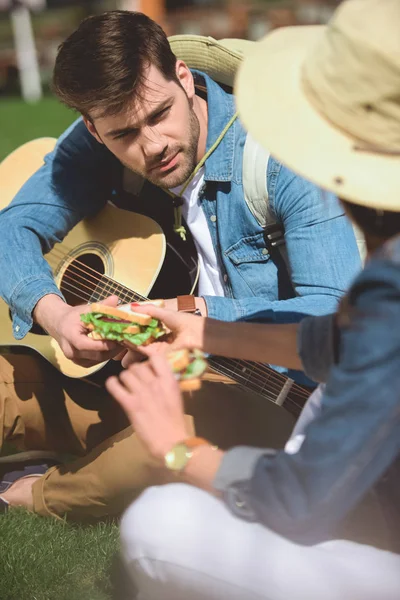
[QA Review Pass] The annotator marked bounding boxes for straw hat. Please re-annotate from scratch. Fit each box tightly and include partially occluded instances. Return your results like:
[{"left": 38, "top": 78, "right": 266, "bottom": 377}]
[{"left": 235, "top": 0, "right": 400, "bottom": 211}]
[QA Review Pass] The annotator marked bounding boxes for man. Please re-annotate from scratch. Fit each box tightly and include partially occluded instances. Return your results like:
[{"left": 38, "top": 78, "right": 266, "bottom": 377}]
[{"left": 0, "top": 11, "right": 359, "bottom": 519}]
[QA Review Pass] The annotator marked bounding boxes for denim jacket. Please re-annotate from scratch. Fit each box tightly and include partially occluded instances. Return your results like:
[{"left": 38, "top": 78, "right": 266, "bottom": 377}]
[
  {"left": 215, "top": 236, "right": 400, "bottom": 548},
  {"left": 0, "top": 72, "right": 359, "bottom": 347}
]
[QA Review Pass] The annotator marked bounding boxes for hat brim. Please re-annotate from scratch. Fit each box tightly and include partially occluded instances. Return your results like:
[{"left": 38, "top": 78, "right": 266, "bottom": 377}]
[{"left": 235, "top": 26, "right": 400, "bottom": 211}]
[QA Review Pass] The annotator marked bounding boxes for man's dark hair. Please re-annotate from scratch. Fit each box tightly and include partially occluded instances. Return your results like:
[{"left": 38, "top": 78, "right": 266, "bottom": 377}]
[{"left": 52, "top": 11, "right": 178, "bottom": 119}]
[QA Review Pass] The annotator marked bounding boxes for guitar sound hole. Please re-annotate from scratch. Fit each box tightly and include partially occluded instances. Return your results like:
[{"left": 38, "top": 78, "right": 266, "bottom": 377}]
[{"left": 60, "top": 253, "right": 105, "bottom": 306}]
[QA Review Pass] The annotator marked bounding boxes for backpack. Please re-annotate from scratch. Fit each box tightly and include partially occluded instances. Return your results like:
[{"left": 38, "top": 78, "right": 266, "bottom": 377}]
[{"left": 169, "top": 34, "right": 366, "bottom": 264}]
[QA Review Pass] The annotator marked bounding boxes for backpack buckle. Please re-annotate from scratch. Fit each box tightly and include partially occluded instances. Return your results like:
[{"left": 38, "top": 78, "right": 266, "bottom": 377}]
[{"left": 264, "top": 223, "right": 285, "bottom": 248}]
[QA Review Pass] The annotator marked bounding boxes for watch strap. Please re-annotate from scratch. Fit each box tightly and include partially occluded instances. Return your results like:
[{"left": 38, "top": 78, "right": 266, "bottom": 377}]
[
  {"left": 164, "top": 437, "right": 215, "bottom": 472},
  {"left": 182, "top": 436, "right": 210, "bottom": 449},
  {"left": 177, "top": 294, "right": 197, "bottom": 313}
]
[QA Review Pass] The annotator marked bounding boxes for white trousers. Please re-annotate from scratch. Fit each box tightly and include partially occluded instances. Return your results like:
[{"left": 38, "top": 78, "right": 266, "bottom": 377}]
[
  {"left": 120, "top": 387, "right": 400, "bottom": 599},
  {"left": 120, "top": 484, "right": 400, "bottom": 600}
]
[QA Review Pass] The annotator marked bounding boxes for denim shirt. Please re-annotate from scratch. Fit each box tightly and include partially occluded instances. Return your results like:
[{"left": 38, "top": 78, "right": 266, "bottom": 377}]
[
  {"left": 215, "top": 236, "right": 400, "bottom": 547},
  {"left": 0, "top": 72, "right": 359, "bottom": 345}
]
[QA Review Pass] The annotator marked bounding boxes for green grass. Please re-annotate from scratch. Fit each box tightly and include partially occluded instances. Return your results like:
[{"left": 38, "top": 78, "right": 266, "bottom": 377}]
[
  {"left": 0, "top": 97, "right": 76, "bottom": 162},
  {"left": 0, "top": 97, "right": 117, "bottom": 600},
  {"left": 0, "top": 509, "right": 121, "bottom": 600},
  {"left": 0, "top": 98, "right": 123, "bottom": 599}
]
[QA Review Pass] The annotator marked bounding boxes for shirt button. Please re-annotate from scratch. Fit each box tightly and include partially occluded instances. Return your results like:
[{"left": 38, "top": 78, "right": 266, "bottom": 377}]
[
  {"left": 223, "top": 274, "right": 228, "bottom": 282},
  {"left": 15, "top": 325, "right": 20, "bottom": 332},
  {"left": 262, "top": 248, "right": 269, "bottom": 255},
  {"left": 210, "top": 215, "right": 217, "bottom": 223}
]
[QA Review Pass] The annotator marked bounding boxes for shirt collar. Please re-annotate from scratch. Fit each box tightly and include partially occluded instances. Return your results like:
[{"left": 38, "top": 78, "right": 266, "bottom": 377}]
[{"left": 192, "top": 70, "right": 237, "bottom": 182}]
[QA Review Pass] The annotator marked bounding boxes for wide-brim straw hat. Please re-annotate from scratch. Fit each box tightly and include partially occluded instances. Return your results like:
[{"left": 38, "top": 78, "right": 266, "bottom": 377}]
[{"left": 235, "top": 0, "right": 400, "bottom": 211}]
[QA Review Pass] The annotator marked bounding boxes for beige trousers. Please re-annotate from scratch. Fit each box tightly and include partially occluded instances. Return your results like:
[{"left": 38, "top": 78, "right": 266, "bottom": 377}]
[{"left": 0, "top": 351, "right": 294, "bottom": 521}]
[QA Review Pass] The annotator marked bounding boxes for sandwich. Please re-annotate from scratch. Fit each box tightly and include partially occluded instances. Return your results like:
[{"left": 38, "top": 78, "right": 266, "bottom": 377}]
[
  {"left": 167, "top": 349, "right": 208, "bottom": 392},
  {"left": 80, "top": 300, "right": 166, "bottom": 347}
]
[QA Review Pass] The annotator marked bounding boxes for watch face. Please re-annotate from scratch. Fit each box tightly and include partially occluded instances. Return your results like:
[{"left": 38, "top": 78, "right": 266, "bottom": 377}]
[{"left": 164, "top": 443, "right": 192, "bottom": 472}]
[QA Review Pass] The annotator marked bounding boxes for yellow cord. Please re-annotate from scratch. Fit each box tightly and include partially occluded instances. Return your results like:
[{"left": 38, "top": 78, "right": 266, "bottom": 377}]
[{"left": 169, "top": 112, "right": 238, "bottom": 240}]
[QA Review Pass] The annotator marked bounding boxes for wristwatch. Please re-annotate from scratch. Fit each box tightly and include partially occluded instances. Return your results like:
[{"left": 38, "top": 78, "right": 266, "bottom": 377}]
[
  {"left": 164, "top": 436, "right": 216, "bottom": 472},
  {"left": 177, "top": 294, "right": 202, "bottom": 316}
]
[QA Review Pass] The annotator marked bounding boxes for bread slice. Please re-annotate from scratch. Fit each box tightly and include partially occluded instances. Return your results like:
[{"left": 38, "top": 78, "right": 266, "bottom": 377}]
[
  {"left": 89, "top": 303, "right": 152, "bottom": 326},
  {"left": 167, "top": 349, "right": 207, "bottom": 392},
  {"left": 167, "top": 349, "right": 190, "bottom": 373},
  {"left": 179, "top": 378, "right": 202, "bottom": 392},
  {"left": 132, "top": 299, "right": 165, "bottom": 308}
]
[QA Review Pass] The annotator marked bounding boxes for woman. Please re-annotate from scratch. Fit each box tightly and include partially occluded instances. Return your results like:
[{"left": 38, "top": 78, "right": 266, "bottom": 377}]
[{"left": 106, "top": 0, "right": 400, "bottom": 598}]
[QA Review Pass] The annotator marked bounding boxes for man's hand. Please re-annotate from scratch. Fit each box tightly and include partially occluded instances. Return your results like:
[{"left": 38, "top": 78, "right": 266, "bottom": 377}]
[
  {"left": 120, "top": 305, "right": 205, "bottom": 369},
  {"left": 34, "top": 293, "right": 122, "bottom": 366},
  {"left": 106, "top": 354, "right": 191, "bottom": 460}
]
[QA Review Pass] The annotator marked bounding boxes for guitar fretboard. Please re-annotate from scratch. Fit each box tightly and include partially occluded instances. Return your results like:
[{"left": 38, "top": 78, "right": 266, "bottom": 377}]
[
  {"left": 91, "top": 276, "right": 146, "bottom": 304},
  {"left": 208, "top": 356, "right": 309, "bottom": 418}
]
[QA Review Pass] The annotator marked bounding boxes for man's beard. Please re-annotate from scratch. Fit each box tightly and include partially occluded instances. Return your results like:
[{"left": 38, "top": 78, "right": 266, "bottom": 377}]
[{"left": 122, "top": 108, "right": 200, "bottom": 190}]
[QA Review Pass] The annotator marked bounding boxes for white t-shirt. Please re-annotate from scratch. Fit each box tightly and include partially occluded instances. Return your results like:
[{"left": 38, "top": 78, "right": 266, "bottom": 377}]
[{"left": 171, "top": 168, "right": 225, "bottom": 297}]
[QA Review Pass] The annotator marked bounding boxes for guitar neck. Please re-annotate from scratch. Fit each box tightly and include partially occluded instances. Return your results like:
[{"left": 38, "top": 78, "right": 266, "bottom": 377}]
[
  {"left": 208, "top": 356, "right": 309, "bottom": 418},
  {"left": 90, "top": 280, "right": 309, "bottom": 418},
  {"left": 91, "top": 277, "right": 148, "bottom": 304}
]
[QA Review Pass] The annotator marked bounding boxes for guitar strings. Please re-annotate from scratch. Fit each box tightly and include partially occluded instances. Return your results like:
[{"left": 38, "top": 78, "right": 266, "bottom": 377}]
[
  {"left": 208, "top": 363, "right": 305, "bottom": 415},
  {"left": 210, "top": 356, "right": 290, "bottom": 390},
  {"left": 208, "top": 370, "right": 305, "bottom": 409},
  {"left": 46, "top": 251, "right": 113, "bottom": 286},
  {"left": 55, "top": 274, "right": 144, "bottom": 307},
  {"left": 47, "top": 251, "right": 141, "bottom": 302},
  {"left": 207, "top": 357, "right": 309, "bottom": 412},
  {"left": 45, "top": 250, "right": 310, "bottom": 403},
  {"left": 208, "top": 357, "right": 309, "bottom": 402},
  {"left": 46, "top": 255, "right": 142, "bottom": 303}
]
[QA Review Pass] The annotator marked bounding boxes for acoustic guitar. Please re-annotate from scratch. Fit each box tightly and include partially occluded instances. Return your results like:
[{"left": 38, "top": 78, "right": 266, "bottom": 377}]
[{"left": 0, "top": 139, "right": 310, "bottom": 417}]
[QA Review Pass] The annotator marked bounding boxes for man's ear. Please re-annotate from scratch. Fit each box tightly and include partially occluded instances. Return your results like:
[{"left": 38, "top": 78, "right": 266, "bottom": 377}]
[
  {"left": 176, "top": 60, "right": 195, "bottom": 100},
  {"left": 83, "top": 117, "right": 103, "bottom": 144}
]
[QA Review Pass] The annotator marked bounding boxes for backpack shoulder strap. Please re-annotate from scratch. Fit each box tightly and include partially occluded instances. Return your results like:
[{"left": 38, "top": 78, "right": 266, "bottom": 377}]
[
  {"left": 243, "top": 134, "right": 288, "bottom": 261},
  {"left": 168, "top": 35, "right": 253, "bottom": 89},
  {"left": 242, "top": 133, "right": 271, "bottom": 228},
  {"left": 243, "top": 136, "right": 367, "bottom": 267},
  {"left": 352, "top": 223, "right": 367, "bottom": 264}
]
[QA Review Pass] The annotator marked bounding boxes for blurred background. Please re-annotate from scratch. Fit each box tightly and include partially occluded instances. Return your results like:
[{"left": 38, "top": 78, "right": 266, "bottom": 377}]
[{"left": 0, "top": 0, "right": 341, "bottom": 160}]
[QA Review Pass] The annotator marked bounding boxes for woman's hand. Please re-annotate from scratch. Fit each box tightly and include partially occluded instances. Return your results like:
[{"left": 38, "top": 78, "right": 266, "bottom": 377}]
[
  {"left": 120, "top": 305, "right": 205, "bottom": 368},
  {"left": 106, "top": 354, "right": 191, "bottom": 460}
]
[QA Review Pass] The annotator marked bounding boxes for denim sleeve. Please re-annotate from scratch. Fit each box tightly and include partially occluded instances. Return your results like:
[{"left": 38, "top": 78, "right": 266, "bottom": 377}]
[
  {"left": 213, "top": 447, "right": 276, "bottom": 522},
  {"left": 0, "top": 119, "right": 116, "bottom": 338},
  {"left": 204, "top": 162, "right": 361, "bottom": 324},
  {"left": 297, "top": 314, "right": 337, "bottom": 383},
  {"left": 217, "top": 258, "right": 400, "bottom": 544}
]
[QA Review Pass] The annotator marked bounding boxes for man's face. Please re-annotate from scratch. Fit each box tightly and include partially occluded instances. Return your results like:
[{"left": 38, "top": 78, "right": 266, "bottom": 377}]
[{"left": 85, "top": 62, "right": 201, "bottom": 189}]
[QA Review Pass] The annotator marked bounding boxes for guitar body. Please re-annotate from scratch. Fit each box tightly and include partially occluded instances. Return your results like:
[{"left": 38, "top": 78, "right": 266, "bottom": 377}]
[{"left": 0, "top": 139, "right": 166, "bottom": 378}]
